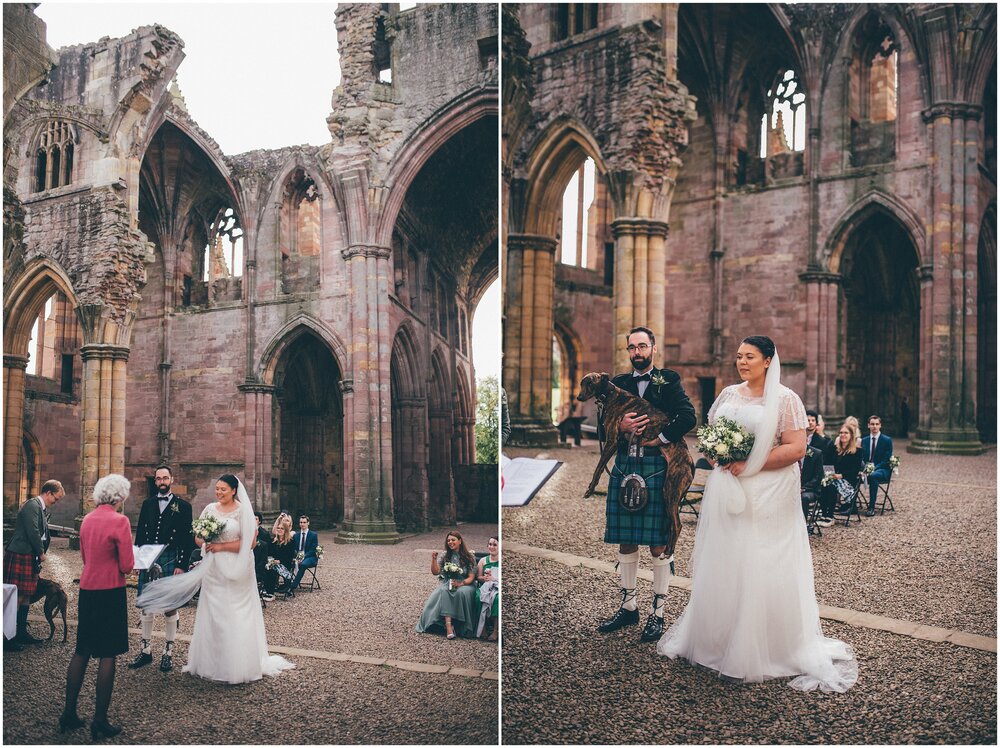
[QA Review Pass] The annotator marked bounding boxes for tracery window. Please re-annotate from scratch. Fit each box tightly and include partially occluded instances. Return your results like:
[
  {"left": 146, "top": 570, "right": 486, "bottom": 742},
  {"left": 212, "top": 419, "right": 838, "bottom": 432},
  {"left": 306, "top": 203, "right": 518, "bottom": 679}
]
[
  {"left": 202, "top": 207, "right": 243, "bottom": 281},
  {"left": 34, "top": 121, "right": 76, "bottom": 192},
  {"left": 559, "top": 158, "right": 597, "bottom": 267},
  {"left": 759, "top": 70, "right": 806, "bottom": 157}
]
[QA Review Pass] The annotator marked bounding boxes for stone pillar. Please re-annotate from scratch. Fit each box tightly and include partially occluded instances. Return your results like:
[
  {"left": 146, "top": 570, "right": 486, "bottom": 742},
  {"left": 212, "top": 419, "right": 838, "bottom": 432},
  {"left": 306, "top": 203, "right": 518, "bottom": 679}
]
[
  {"left": 78, "top": 344, "right": 130, "bottom": 515},
  {"left": 238, "top": 382, "right": 275, "bottom": 513},
  {"left": 611, "top": 217, "right": 669, "bottom": 372},
  {"left": 504, "top": 233, "right": 559, "bottom": 446},
  {"left": 337, "top": 244, "right": 400, "bottom": 543},
  {"left": 800, "top": 272, "right": 841, "bottom": 415},
  {"left": 910, "top": 103, "right": 984, "bottom": 454},
  {"left": 3, "top": 354, "right": 29, "bottom": 513}
]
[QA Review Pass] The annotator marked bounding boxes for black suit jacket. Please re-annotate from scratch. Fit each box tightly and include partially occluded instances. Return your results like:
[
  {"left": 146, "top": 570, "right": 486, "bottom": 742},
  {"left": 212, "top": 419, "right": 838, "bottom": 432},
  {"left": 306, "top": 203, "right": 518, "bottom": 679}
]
[
  {"left": 135, "top": 494, "right": 196, "bottom": 571},
  {"left": 598, "top": 367, "right": 697, "bottom": 444},
  {"left": 807, "top": 432, "right": 832, "bottom": 454},
  {"left": 254, "top": 527, "right": 272, "bottom": 569},
  {"left": 800, "top": 445, "right": 824, "bottom": 494}
]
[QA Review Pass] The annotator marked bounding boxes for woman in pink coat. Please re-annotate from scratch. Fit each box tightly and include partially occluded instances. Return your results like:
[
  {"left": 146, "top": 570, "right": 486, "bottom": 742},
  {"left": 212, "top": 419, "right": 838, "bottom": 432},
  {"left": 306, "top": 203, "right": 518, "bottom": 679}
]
[{"left": 59, "top": 474, "right": 134, "bottom": 740}]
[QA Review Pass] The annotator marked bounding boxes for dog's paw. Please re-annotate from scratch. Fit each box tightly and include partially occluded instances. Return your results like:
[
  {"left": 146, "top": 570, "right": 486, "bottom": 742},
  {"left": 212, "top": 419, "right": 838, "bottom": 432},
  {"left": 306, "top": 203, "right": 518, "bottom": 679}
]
[{"left": 583, "top": 488, "right": 594, "bottom": 499}]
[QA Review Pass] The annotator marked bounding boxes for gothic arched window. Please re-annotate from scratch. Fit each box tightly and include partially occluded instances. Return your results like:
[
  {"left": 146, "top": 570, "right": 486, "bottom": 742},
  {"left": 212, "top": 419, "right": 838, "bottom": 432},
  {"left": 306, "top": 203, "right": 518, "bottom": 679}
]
[
  {"left": 849, "top": 14, "right": 898, "bottom": 166},
  {"left": 759, "top": 69, "right": 806, "bottom": 157},
  {"left": 34, "top": 120, "right": 76, "bottom": 192}
]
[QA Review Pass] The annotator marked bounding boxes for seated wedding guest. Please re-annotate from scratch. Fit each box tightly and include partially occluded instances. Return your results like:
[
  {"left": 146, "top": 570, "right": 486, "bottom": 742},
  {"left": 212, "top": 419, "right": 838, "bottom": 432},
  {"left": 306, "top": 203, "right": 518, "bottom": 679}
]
[
  {"left": 253, "top": 512, "right": 273, "bottom": 601},
  {"left": 815, "top": 413, "right": 827, "bottom": 438},
  {"left": 823, "top": 422, "right": 864, "bottom": 517},
  {"left": 416, "top": 530, "right": 478, "bottom": 639},
  {"left": 289, "top": 515, "right": 319, "bottom": 591},
  {"left": 800, "top": 445, "right": 826, "bottom": 527},
  {"left": 806, "top": 410, "right": 832, "bottom": 453},
  {"left": 860, "top": 415, "right": 894, "bottom": 517},
  {"left": 265, "top": 514, "right": 297, "bottom": 597},
  {"left": 476, "top": 536, "right": 500, "bottom": 641},
  {"left": 845, "top": 415, "right": 863, "bottom": 448},
  {"left": 61, "top": 474, "right": 134, "bottom": 740}
]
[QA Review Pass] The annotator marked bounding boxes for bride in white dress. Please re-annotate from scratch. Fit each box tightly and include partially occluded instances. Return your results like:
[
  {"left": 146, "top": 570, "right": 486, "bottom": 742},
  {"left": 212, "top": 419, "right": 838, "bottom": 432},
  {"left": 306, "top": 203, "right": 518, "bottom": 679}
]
[
  {"left": 657, "top": 336, "right": 857, "bottom": 692},
  {"left": 137, "top": 475, "right": 293, "bottom": 684}
]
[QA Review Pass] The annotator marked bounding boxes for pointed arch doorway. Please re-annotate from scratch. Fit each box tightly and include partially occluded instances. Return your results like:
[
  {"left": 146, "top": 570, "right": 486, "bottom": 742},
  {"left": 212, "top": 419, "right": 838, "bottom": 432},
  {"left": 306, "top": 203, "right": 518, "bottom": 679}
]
[{"left": 272, "top": 333, "right": 344, "bottom": 528}]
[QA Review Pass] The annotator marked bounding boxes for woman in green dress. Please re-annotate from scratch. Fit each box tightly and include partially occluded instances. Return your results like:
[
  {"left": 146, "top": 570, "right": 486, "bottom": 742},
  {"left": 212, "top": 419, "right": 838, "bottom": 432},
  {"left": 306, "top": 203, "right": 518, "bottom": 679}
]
[
  {"left": 476, "top": 536, "right": 499, "bottom": 641},
  {"left": 416, "top": 531, "right": 478, "bottom": 639}
]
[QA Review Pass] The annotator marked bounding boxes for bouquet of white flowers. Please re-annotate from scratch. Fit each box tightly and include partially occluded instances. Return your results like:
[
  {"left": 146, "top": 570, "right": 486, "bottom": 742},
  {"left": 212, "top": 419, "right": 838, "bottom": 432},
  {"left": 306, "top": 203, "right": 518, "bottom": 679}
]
[
  {"left": 888, "top": 455, "right": 900, "bottom": 475},
  {"left": 696, "top": 416, "right": 755, "bottom": 465},
  {"left": 861, "top": 462, "right": 875, "bottom": 477},
  {"left": 315, "top": 544, "right": 324, "bottom": 559},
  {"left": 192, "top": 516, "right": 225, "bottom": 543},
  {"left": 439, "top": 561, "right": 466, "bottom": 591},
  {"left": 265, "top": 556, "right": 280, "bottom": 570},
  {"left": 820, "top": 473, "right": 837, "bottom": 488}
]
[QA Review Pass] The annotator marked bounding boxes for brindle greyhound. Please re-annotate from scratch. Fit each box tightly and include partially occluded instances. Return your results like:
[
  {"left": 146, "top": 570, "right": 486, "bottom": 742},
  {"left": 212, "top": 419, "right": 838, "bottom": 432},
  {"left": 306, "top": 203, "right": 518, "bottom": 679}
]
[
  {"left": 29, "top": 578, "right": 69, "bottom": 641},
  {"left": 577, "top": 372, "right": 694, "bottom": 557}
]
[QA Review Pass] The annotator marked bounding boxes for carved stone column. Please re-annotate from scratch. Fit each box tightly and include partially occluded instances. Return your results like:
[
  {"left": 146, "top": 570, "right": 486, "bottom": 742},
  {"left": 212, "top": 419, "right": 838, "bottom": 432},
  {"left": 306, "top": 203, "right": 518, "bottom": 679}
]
[
  {"left": 800, "top": 272, "right": 841, "bottom": 415},
  {"left": 611, "top": 217, "right": 670, "bottom": 372},
  {"left": 504, "top": 232, "right": 559, "bottom": 446},
  {"left": 336, "top": 244, "right": 400, "bottom": 543},
  {"left": 3, "top": 354, "right": 29, "bottom": 513},
  {"left": 238, "top": 382, "right": 276, "bottom": 513},
  {"left": 78, "top": 344, "right": 130, "bottom": 515},
  {"left": 910, "top": 103, "right": 984, "bottom": 454}
]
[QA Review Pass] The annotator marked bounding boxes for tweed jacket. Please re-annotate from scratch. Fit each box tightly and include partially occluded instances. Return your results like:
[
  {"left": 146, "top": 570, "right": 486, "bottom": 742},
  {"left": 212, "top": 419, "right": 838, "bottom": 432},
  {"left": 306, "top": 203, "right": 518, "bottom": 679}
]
[{"left": 6, "top": 496, "right": 47, "bottom": 557}]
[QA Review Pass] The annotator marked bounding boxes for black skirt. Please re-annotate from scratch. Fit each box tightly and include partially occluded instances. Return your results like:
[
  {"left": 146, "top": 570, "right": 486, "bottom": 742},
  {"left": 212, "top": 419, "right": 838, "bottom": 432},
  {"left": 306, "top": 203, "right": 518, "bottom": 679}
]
[{"left": 76, "top": 587, "right": 128, "bottom": 658}]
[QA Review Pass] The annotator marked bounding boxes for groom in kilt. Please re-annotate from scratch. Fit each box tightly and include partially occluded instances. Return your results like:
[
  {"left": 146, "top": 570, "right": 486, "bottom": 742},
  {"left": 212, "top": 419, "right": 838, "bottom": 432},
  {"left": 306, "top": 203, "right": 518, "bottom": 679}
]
[
  {"left": 598, "top": 327, "right": 696, "bottom": 642},
  {"left": 129, "top": 465, "right": 195, "bottom": 672}
]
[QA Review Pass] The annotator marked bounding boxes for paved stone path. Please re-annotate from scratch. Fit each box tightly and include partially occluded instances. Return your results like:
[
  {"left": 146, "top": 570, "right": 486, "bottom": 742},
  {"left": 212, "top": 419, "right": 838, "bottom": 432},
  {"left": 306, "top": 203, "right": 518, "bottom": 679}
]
[
  {"left": 3, "top": 524, "right": 499, "bottom": 745},
  {"left": 502, "top": 439, "right": 996, "bottom": 744}
]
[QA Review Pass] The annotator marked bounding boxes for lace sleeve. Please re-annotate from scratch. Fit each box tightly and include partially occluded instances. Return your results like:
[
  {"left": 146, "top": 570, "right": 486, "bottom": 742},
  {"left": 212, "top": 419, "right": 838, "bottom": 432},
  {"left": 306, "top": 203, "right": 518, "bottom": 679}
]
[
  {"left": 707, "top": 386, "right": 733, "bottom": 424},
  {"left": 199, "top": 504, "right": 213, "bottom": 520},
  {"left": 778, "top": 388, "right": 808, "bottom": 437}
]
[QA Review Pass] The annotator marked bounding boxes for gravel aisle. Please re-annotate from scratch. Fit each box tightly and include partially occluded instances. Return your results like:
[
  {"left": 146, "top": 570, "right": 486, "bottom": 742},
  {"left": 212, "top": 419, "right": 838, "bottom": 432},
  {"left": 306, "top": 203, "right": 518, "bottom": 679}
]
[{"left": 3, "top": 524, "right": 498, "bottom": 745}]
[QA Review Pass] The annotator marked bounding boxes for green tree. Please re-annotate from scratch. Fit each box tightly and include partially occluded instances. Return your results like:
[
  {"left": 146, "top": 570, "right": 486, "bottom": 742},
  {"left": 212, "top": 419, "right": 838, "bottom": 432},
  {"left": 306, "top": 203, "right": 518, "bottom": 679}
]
[{"left": 475, "top": 375, "right": 499, "bottom": 464}]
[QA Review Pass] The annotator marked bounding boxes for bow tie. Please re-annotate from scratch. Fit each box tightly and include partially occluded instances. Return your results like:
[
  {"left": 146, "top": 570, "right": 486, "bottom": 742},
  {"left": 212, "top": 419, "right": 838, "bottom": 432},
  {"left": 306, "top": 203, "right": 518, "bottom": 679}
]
[{"left": 634, "top": 373, "right": 651, "bottom": 382}]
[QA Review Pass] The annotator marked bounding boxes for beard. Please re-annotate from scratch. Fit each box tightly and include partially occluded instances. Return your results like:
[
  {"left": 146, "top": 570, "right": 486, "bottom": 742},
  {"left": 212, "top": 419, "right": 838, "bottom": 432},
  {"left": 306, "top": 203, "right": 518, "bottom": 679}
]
[
  {"left": 630, "top": 355, "right": 652, "bottom": 372},
  {"left": 156, "top": 485, "right": 171, "bottom": 495}
]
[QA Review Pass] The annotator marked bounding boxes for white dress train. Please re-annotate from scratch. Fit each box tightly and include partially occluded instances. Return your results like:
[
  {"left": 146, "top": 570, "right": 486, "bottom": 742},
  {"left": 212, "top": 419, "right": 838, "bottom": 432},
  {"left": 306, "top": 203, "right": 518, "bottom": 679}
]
[{"left": 657, "top": 384, "right": 858, "bottom": 692}]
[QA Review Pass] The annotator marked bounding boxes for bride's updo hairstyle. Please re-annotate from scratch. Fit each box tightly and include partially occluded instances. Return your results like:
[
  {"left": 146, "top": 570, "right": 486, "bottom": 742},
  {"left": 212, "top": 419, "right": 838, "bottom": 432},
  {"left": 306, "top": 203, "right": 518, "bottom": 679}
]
[
  {"left": 742, "top": 335, "right": 776, "bottom": 360},
  {"left": 219, "top": 473, "right": 240, "bottom": 498}
]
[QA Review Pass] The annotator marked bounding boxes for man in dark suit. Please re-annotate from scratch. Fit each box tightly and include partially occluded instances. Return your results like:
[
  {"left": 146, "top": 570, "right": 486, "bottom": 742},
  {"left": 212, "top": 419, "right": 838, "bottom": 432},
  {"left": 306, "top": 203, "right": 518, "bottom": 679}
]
[
  {"left": 3, "top": 479, "right": 65, "bottom": 646},
  {"left": 806, "top": 410, "right": 832, "bottom": 454},
  {"left": 290, "top": 514, "right": 319, "bottom": 591},
  {"left": 800, "top": 445, "right": 829, "bottom": 528},
  {"left": 597, "top": 326, "right": 696, "bottom": 644},
  {"left": 253, "top": 512, "right": 274, "bottom": 601},
  {"left": 129, "top": 465, "right": 195, "bottom": 672},
  {"left": 860, "top": 415, "right": 894, "bottom": 516}
]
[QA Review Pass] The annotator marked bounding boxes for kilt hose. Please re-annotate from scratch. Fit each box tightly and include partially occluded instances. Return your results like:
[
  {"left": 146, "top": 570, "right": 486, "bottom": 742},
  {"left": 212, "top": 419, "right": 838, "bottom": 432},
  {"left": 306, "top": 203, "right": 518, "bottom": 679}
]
[
  {"left": 604, "top": 443, "right": 670, "bottom": 546},
  {"left": 3, "top": 550, "right": 39, "bottom": 597}
]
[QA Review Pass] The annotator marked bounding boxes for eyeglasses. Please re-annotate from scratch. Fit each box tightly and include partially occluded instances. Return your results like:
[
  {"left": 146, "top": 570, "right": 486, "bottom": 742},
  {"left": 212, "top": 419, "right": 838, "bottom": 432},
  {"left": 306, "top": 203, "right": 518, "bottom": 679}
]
[{"left": 626, "top": 343, "right": 651, "bottom": 353}]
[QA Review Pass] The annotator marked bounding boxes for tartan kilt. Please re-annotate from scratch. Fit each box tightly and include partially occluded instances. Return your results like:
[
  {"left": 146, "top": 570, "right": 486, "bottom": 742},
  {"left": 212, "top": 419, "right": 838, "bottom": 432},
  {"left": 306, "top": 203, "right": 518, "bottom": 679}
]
[
  {"left": 604, "top": 444, "right": 670, "bottom": 546},
  {"left": 3, "top": 551, "right": 39, "bottom": 596},
  {"left": 137, "top": 547, "right": 180, "bottom": 595}
]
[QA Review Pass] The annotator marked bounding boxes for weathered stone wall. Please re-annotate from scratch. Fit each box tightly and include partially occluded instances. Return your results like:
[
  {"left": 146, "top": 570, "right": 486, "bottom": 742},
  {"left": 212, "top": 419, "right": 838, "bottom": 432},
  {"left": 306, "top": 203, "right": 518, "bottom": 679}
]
[{"left": 2, "top": 4, "right": 54, "bottom": 119}]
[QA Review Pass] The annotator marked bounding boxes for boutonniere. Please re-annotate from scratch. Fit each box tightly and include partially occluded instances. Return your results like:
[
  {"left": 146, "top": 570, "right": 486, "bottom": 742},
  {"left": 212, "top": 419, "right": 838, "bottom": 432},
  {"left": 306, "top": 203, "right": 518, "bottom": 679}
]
[
  {"left": 170, "top": 502, "right": 180, "bottom": 513},
  {"left": 650, "top": 372, "right": 667, "bottom": 387}
]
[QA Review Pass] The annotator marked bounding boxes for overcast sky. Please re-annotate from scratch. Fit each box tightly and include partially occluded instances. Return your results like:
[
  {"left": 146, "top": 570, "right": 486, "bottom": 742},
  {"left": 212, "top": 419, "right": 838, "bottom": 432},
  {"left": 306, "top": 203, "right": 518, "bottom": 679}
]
[{"left": 34, "top": 2, "right": 500, "bottom": 384}]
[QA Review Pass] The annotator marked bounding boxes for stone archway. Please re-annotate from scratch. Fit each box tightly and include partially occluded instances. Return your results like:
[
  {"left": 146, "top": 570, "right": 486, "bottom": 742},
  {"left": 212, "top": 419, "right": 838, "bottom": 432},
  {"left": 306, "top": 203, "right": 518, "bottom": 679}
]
[
  {"left": 390, "top": 325, "right": 428, "bottom": 532},
  {"left": 272, "top": 333, "right": 345, "bottom": 528},
  {"left": 978, "top": 205, "right": 996, "bottom": 443},
  {"left": 839, "top": 210, "right": 920, "bottom": 436}
]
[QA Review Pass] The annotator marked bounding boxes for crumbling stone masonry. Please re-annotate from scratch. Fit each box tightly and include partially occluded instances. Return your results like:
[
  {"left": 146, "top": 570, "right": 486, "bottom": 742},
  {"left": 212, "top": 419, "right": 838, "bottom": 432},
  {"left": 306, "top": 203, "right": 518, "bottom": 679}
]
[
  {"left": 4, "top": 3, "right": 498, "bottom": 540},
  {"left": 503, "top": 3, "right": 995, "bottom": 453}
]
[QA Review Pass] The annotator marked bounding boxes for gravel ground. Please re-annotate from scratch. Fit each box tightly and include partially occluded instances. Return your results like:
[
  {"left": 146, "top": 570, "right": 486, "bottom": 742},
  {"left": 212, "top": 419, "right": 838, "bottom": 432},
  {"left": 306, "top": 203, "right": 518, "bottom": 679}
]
[
  {"left": 3, "top": 524, "right": 498, "bottom": 745},
  {"left": 502, "top": 556, "right": 996, "bottom": 745},
  {"left": 501, "top": 439, "right": 997, "bottom": 744},
  {"left": 505, "top": 438, "right": 997, "bottom": 635}
]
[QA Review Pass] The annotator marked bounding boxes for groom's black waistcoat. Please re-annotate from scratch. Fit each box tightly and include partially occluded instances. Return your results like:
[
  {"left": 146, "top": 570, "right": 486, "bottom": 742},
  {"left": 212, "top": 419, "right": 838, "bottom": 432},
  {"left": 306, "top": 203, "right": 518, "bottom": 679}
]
[
  {"left": 135, "top": 494, "right": 196, "bottom": 571},
  {"left": 598, "top": 367, "right": 696, "bottom": 445}
]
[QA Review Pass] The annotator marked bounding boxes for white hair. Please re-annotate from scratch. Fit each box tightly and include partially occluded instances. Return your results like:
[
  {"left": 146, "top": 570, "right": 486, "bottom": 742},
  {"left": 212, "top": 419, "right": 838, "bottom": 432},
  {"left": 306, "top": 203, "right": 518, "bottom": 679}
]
[{"left": 93, "top": 474, "right": 131, "bottom": 506}]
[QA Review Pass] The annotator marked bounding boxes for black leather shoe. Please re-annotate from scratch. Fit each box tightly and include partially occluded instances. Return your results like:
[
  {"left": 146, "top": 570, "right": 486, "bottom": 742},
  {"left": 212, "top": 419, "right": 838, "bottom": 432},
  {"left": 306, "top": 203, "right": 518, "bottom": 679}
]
[
  {"left": 597, "top": 606, "right": 639, "bottom": 633},
  {"left": 128, "top": 652, "right": 153, "bottom": 669},
  {"left": 159, "top": 653, "right": 173, "bottom": 672},
  {"left": 865, "top": 508, "right": 876, "bottom": 517},
  {"left": 3, "top": 638, "right": 24, "bottom": 651},
  {"left": 59, "top": 713, "right": 85, "bottom": 732},
  {"left": 15, "top": 631, "right": 44, "bottom": 645},
  {"left": 640, "top": 614, "right": 665, "bottom": 642},
  {"left": 91, "top": 721, "right": 122, "bottom": 740}
]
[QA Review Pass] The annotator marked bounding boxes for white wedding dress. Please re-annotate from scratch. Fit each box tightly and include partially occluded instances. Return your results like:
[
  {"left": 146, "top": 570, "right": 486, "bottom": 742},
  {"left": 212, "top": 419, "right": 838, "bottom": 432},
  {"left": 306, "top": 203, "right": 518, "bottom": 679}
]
[
  {"left": 657, "top": 383, "right": 858, "bottom": 692},
  {"left": 137, "top": 487, "right": 294, "bottom": 684}
]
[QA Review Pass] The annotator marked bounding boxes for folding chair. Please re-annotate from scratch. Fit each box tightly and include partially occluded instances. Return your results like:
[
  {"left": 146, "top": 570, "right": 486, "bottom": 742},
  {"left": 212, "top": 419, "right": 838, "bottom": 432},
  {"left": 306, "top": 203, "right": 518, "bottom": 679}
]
[
  {"left": 802, "top": 491, "right": 823, "bottom": 537},
  {"left": 874, "top": 471, "right": 895, "bottom": 515},
  {"left": 839, "top": 479, "right": 864, "bottom": 527},
  {"left": 300, "top": 564, "right": 321, "bottom": 592}
]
